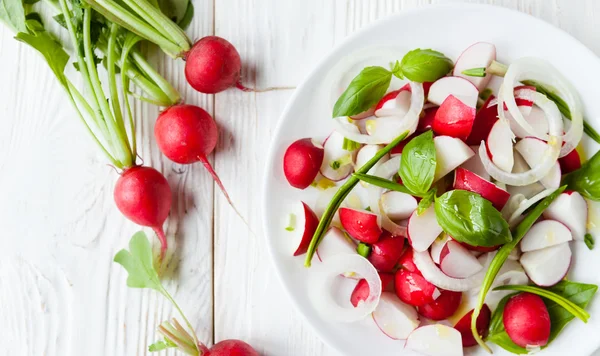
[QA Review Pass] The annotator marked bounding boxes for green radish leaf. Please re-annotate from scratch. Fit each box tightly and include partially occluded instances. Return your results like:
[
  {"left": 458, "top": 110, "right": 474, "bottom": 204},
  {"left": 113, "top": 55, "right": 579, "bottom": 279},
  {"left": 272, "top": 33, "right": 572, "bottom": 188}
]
[
  {"left": 399, "top": 131, "right": 436, "bottom": 196},
  {"left": 563, "top": 150, "right": 600, "bottom": 201},
  {"left": 176, "top": 1, "right": 193, "bottom": 30},
  {"left": 435, "top": 190, "right": 511, "bottom": 247},
  {"left": 398, "top": 48, "right": 453, "bottom": 83},
  {"left": 522, "top": 80, "right": 600, "bottom": 144},
  {"left": 149, "top": 338, "right": 177, "bottom": 352},
  {"left": 158, "top": 0, "right": 190, "bottom": 26},
  {"left": 0, "top": 0, "right": 27, "bottom": 33},
  {"left": 417, "top": 188, "right": 436, "bottom": 215},
  {"left": 114, "top": 231, "right": 163, "bottom": 292},
  {"left": 332, "top": 66, "right": 392, "bottom": 117}
]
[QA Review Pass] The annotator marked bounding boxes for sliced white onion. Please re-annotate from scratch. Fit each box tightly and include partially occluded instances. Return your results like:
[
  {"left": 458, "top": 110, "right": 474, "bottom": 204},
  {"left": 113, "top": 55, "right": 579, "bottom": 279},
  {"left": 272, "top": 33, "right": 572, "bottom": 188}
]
[
  {"left": 413, "top": 251, "right": 487, "bottom": 292},
  {"left": 334, "top": 82, "right": 424, "bottom": 144},
  {"left": 508, "top": 188, "right": 555, "bottom": 226},
  {"left": 308, "top": 254, "right": 382, "bottom": 322},
  {"left": 500, "top": 57, "right": 583, "bottom": 157},
  {"left": 480, "top": 92, "right": 563, "bottom": 186}
]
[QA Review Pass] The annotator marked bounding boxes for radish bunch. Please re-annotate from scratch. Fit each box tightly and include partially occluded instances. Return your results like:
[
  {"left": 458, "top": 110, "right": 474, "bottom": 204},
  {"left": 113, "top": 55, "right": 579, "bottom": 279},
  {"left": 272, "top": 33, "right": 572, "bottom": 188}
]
[{"left": 281, "top": 42, "right": 599, "bottom": 355}]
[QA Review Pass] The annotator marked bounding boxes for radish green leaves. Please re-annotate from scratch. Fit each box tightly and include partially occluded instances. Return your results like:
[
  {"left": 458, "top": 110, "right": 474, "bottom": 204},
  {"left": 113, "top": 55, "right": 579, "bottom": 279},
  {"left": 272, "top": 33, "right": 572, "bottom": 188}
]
[{"left": 0, "top": 0, "right": 27, "bottom": 33}]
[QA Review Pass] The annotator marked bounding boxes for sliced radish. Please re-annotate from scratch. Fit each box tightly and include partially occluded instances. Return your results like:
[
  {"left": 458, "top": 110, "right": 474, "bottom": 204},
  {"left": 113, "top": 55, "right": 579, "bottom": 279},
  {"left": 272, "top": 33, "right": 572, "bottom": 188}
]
[
  {"left": 372, "top": 292, "right": 420, "bottom": 340},
  {"left": 559, "top": 148, "right": 582, "bottom": 174},
  {"left": 515, "top": 137, "right": 561, "bottom": 189},
  {"left": 355, "top": 144, "right": 388, "bottom": 177},
  {"left": 454, "top": 305, "right": 491, "bottom": 347},
  {"left": 466, "top": 95, "right": 497, "bottom": 146},
  {"left": 399, "top": 247, "right": 419, "bottom": 273},
  {"left": 453, "top": 42, "right": 497, "bottom": 91},
  {"left": 453, "top": 167, "right": 510, "bottom": 210},
  {"left": 395, "top": 269, "right": 440, "bottom": 307},
  {"left": 506, "top": 150, "right": 545, "bottom": 199},
  {"left": 405, "top": 324, "right": 463, "bottom": 356},
  {"left": 320, "top": 131, "right": 355, "bottom": 181},
  {"left": 520, "top": 220, "right": 573, "bottom": 252},
  {"left": 509, "top": 105, "right": 549, "bottom": 139},
  {"left": 432, "top": 95, "right": 476, "bottom": 140},
  {"left": 413, "top": 250, "right": 486, "bottom": 292},
  {"left": 291, "top": 202, "right": 319, "bottom": 256},
  {"left": 316, "top": 227, "right": 357, "bottom": 262},
  {"left": 433, "top": 136, "right": 475, "bottom": 181},
  {"left": 339, "top": 207, "right": 382, "bottom": 244},
  {"left": 375, "top": 86, "right": 412, "bottom": 117},
  {"left": 418, "top": 107, "right": 438, "bottom": 133},
  {"left": 486, "top": 119, "right": 514, "bottom": 173},
  {"left": 283, "top": 138, "right": 324, "bottom": 189},
  {"left": 416, "top": 289, "right": 462, "bottom": 321},
  {"left": 407, "top": 205, "right": 443, "bottom": 252},
  {"left": 349, "top": 106, "right": 375, "bottom": 120},
  {"left": 308, "top": 254, "right": 382, "bottom": 322},
  {"left": 428, "top": 76, "right": 478, "bottom": 108},
  {"left": 430, "top": 234, "right": 451, "bottom": 264},
  {"left": 380, "top": 191, "right": 418, "bottom": 221},
  {"left": 460, "top": 146, "right": 491, "bottom": 180},
  {"left": 351, "top": 272, "right": 394, "bottom": 307},
  {"left": 520, "top": 242, "right": 572, "bottom": 286},
  {"left": 439, "top": 240, "right": 484, "bottom": 278},
  {"left": 369, "top": 231, "right": 405, "bottom": 272},
  {"left": 542, "top": 191, "right": 588, "bottom": 240}
]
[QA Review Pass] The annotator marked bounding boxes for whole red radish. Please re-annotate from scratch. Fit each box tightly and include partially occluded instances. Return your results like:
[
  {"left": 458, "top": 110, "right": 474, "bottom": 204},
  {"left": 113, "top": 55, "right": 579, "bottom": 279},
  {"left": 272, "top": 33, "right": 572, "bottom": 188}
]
[
  {"left": 369, "top": 231, "right": 405, "bottom": 272},
  {"left": 155, "top": 105, "right": 237, "bottom": 211},
  {"left": 184, "top": 36, "right": 242, "bottom": 94},
  {"left": 394, "top": 269, "right": 439, "bottom": 306},
  {"left": 503, "top": 293, "right": 551, "bottom": 348},
  {"left": 283, "top": 138, "right": 324, "bottom": 189},
  {"left": 454, "top": 305, "right": 491, "bottom": 347},
  {"left": 114, "top": 166, "right": 172, "bottom": 259},
  {"left": 416, "top": 289, "right": 462, "bottom": 320},
  {"left": 208, "top": 339, "right": 259, "bottom": 356}
]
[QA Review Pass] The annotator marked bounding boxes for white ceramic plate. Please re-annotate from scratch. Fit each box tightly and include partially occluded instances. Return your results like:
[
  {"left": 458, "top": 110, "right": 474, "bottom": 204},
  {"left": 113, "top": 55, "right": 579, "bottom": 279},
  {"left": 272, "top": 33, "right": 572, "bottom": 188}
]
[{"left": 262, "top": 4, "right": 600, "bottom": 356}]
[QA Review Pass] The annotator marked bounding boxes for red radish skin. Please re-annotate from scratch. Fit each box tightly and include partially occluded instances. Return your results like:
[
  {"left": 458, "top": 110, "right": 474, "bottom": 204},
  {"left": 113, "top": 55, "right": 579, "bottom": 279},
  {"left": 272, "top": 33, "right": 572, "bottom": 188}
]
[
  {"left": 454, "top": 305, "right": 492, "bottom": 347},
  {"left": 417, "top": 107, "right": 438, "bottom": 133},
  {"left": 114, "top": 166, "right": 172, "bottom": 259},
  {"left": 155, "top": 105, "right": 239, "bottom": 213},
  {"left": 390, "top": 134, "right": 415, "bottom": 156},
  {"left": 432, "top": 95, "right": 476, "bottom": 141},
  {"left": 350, "top": 272, "right": 394, "bottom": 307},
  {"left": 368, "top": 231, "right": 405, "bottom": 272},
  {"left": 184, "top": 36, "right": 242, "bottom": 94},
  {"left": 294, "top": 202, "right": 320, "bottom": 256},
  {"left": 559, "top": 148, "right": 582, "bottom": 174},
  {"left": 466, "top": 95, "right": 497, "bottom": 145},
  {"left": 283, "top": 138, "right": 324, "bottom": 189},
  {"left": 398, "top": 247, "right": 419, "bottom": 273},
  {"left": 416, "top": 290, "right": 462, "bottom": 320},
  {"left": 454, "top": 167, "right": 510, "bottom": 210},
  {"left": 375, "top": 89, "right": 402, "bottom": 111},
  {"left": 458, "top": 241, "right": 499, "bottom": 253},
  {"left": 208, "top": 339, "right": 259, "bottom": 356},
  {"left": 339, "top": 207, "right": 383, "bottom": 244},
  {"left": 503, "top": 293, "right": 551, "bottom": 348},
  {"left": 394, "top": 269, "right": 439, "bottom": 307}
]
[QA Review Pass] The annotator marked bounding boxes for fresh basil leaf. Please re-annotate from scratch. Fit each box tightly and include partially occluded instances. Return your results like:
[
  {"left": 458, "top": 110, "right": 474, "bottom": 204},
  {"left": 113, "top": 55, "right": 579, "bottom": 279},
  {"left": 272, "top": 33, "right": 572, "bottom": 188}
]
[
  {"left": 113, "top": 231, "right": 163, "bottom": 292},
  {"left": 332, "top": 66, "right": 392, "bottom": 117},
  {"left": 522, "top": 80, "right": 600, "bottom": 144},
  {"left": 564, "top": 150, "right": 600, "bottom": 201},
  {"left": 0, "top": 0, "right": 27, "bottom": 33},
  {"left": 149, "top": 338, "right": 177, "bottom": 352},
  {"left": 417, "top": 188, "right": 436, "bottom": 215},
  {"left": 435, "top": 190, "right": 511, "bottom": 247},
  {"left": 399, "top": 131, "right": 437, "bottom": 195},
  {"left": 398, "top": 48, "right": 453, "bottom": 83}
]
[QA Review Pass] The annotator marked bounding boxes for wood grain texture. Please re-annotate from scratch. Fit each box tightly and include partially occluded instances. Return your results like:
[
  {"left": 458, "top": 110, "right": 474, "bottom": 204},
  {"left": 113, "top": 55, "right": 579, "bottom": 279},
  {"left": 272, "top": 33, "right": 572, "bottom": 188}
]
[{"left": 1, "top": 1, "right": 600, "bottom": 355}]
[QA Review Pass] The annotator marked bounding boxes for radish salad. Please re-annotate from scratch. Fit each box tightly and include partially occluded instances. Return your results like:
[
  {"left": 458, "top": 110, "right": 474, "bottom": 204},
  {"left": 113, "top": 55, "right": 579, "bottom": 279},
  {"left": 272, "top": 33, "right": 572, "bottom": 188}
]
[{"left": 281, "top": 42, "right": 600, "bottom": 355}]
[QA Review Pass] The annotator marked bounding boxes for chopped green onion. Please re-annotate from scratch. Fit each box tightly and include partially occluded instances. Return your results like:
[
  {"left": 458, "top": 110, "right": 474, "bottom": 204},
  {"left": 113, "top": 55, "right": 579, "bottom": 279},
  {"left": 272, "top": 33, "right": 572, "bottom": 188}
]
[
  {"left": 285, "top": 214, "right": 296, "bottom": 232},
  {"left": 329, "top": 154, "right": 353, "bottom": 170},
  {"left": 357, "top": 243, "right": 371, "bottom": 258},
  {"left": 353, "top": 173, "right": 418, "bottom": 196},
  {"left": 461, "top": 67, "right": 486, "bottom": 77},
  {"left": 343, "top": 137, "right": 361, "bottom": 151},
  {"left": 365, "top": 206, "right": 371, "bottom": 212},
  {"left": 585, "top": 233, "right": 595, "bottom": 250}
]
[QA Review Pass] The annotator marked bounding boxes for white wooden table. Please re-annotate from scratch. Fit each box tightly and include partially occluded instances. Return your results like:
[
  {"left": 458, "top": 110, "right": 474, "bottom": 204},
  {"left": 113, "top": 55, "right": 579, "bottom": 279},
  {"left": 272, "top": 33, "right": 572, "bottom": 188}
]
[{"left": 2, "top": 1, "right": 599, "bottom": 355}]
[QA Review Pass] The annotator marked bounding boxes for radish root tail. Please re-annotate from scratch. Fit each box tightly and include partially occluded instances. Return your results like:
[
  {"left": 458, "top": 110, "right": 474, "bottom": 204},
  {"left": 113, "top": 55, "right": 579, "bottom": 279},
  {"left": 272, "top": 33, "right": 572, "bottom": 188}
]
[
  {"left": 154, "top": 227, "right": 168, "bottom": 261},
  {"left": 235, "top": 81, "right": 296, "bottom": 93}
]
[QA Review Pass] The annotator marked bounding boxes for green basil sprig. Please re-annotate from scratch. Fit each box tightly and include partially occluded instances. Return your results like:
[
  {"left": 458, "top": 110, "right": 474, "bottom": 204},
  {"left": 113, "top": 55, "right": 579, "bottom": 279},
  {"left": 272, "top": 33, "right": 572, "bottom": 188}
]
[
  {"left": 471, "top": 186, "right": 566, "bottom": 352},
  {"left": 332, "top": 49, "right": 453, "bottom": 117},
  {"left": 434, "top": 190, "right": 511, "bottom": 247},
  {"left": 563, "top": 150, "right": 600, "bottom": 201},
  {"left": 487, "top": 281, "right": 597, "bottom": 352},
  {"left": 399, "top": 131, "right": 437, "bottom": 196}
]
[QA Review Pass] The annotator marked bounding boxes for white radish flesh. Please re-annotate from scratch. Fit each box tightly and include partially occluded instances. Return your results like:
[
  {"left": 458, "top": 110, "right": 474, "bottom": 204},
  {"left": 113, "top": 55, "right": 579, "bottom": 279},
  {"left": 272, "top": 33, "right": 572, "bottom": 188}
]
[
  {"left": 428, "top": 76, "right": 479, "bottom": 108},
  {"left": 413, "top": 250, "right": 486, "bottom": 292},
  {"left": 543, "top": 191, "right": 588, "bottom": 241},
  {"left": 372, "top": 292, "right": 420, "bottom": 340},
  {"left": 453, "top": 42, "right": 496, "bottom": 91},
  {"left": 380, "top": 191, "right": 417, "bottom": 221},
  {"left": 461, "top": 146, "right": 491, "bottom": 180},
  {"left": 320, "top": 131, "right": 355, "bottom": 181},
  {"left": 316, "top": 227, "right": 357, "bottom": 262},
  {"left": 520, "top": 220, "right": 573, "bottom": 252},
  {"left": 405, "top": 324, "right": 464, "bottom": 356},
  {"left": 439, "top": 241, "right": 484, "bottom": 278},
  {"left": 408, "top": 205, "right": 443, "bottom": 252},
  {"left": 520, "top": 242, "right": 572, "bottom": 287},
  {"left": 375, "top": 89, "right": 411, "bottom": 117},
  {"left": 430, "top": 234, "right": 451, "bottom": 264},
  {"left": 433, "top": 136, "right": 475, "bottom": 181},
  {"left": 515, "top": 137, "right": 561, "bottom": 189},
  {"left": 509, "top": 105, "right": 549, "bottom": 139},
  {"left": 506, "top": 151, "right": 546, "bottom": 199},
  {"left": 487, "top": 119, "right": 514, "bottom": 173},
  {"left": 355, "top": 144, "right": 388, "bottom": 176}
]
